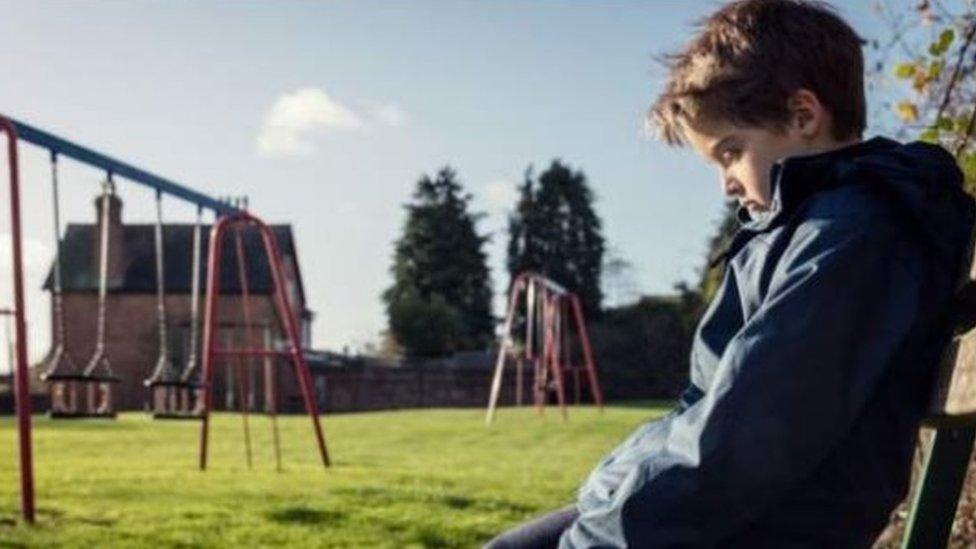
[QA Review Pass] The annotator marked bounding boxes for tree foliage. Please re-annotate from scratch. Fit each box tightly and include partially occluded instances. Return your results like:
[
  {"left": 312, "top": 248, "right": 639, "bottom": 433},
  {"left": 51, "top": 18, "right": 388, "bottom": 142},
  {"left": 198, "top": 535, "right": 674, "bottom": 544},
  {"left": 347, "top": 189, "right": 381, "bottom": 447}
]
[
  {"left": 383, "top": 167, "right": 494, "bottom": 357},
  {"left": 603, "top": 246, "right": 640, "bottom": 309},
  {"left": 872, "top": 0, "right": 976, "bottom": 191},
  {"left": 507, "top": 160, "right": 606, "bottom": 317}
]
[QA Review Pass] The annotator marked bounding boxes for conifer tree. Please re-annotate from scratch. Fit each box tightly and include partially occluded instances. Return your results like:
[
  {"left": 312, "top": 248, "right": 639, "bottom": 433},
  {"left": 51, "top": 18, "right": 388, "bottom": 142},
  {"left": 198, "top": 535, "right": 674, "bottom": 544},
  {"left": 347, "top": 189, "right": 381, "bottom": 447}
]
[
  {"left": 384, "top": 167, "right": 494, "bottom": 356},
  {"left": 507, "top": 159, "right": 605, "bottom": 317}
]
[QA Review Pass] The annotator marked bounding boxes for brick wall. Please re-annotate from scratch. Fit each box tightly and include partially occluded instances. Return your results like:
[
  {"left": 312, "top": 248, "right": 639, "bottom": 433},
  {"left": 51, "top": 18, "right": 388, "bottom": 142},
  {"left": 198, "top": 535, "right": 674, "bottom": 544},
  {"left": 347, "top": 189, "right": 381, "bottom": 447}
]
[
  {"left": 305, "top": 361, "right": 503, "bottom": 413},
  {"left": 277, "top": 353, "right": 601, "bottom": 415}
]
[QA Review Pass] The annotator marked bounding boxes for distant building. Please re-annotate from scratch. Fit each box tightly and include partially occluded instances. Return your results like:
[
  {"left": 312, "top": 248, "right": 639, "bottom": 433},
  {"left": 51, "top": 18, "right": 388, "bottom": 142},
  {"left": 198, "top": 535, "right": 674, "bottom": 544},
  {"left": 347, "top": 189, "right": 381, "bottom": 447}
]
[{"left": 36, "top": 194, "right": 314, "bottom": 411}]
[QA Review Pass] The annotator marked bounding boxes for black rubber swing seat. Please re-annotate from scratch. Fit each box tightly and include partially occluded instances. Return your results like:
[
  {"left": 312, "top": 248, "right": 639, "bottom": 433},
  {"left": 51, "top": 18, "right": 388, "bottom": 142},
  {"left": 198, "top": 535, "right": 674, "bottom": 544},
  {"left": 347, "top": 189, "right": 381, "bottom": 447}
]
[{"left": 48, "top": 410, "right": 117, "bottom": 420}]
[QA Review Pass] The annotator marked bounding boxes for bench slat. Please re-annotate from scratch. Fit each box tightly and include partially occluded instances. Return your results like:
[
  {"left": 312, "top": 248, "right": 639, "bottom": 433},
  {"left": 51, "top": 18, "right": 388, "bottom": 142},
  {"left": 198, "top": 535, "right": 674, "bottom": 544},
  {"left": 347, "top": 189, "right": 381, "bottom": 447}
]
[
  {"left": 927, "top": 232, "right": 976, "bottom": 425},
  {"left": 927, "top": 334, "right": 976, "bottom": 426}
]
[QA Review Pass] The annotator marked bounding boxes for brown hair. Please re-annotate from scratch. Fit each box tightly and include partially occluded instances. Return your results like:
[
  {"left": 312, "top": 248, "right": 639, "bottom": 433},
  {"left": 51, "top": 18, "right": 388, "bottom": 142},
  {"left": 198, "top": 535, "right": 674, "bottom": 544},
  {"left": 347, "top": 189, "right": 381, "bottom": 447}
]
[{"left": 650, "top": 0, "right": 866, "bottom": 146}]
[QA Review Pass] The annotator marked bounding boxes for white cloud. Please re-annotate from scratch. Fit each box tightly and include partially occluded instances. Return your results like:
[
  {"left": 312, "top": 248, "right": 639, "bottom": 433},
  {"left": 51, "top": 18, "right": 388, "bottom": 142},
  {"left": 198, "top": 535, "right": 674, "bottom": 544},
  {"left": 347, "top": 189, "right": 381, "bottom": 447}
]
[
  {"left": 484, "top": 179, "right": 518, "bottom": 211},
  {"left": 257, "top": 88, "right": 365, "bottom": 157},
  {"left": 256, "top": 87, "right": 410, "bottom": 157}
]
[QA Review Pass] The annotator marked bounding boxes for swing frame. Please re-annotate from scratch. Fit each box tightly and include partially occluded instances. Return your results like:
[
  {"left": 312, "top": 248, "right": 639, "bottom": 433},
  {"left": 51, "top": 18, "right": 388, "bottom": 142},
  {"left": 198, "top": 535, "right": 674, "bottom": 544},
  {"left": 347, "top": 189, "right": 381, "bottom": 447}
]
[
  {"left": 0, "top": 112, "right": 239, "bottom": 524},
  {"left": 485, "top": 271, "right": 604, "bottom": 425},
  {"left": 197, "top": 211, "right": 330, "bottom": 470},
  {"left": 1, "top": 118, "right": 35, "bottom": 522}
]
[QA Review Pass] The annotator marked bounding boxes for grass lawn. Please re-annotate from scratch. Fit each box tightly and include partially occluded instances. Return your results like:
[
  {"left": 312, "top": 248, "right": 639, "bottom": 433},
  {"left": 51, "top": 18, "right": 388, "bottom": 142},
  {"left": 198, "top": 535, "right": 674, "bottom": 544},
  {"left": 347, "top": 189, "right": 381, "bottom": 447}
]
[{"left": 0, "top": 402, "right": 669, "bottom": 548}]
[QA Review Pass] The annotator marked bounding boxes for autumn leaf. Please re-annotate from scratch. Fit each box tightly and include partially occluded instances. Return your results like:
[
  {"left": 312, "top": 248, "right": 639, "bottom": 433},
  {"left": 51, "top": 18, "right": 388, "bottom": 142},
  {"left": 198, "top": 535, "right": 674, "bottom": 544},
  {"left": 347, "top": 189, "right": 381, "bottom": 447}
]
[
  {"left": 895, "top": 62, "right": 916, "bottom": 79},
  {"left": 897, "top": 101, "right": 919, "bottom": 122}
]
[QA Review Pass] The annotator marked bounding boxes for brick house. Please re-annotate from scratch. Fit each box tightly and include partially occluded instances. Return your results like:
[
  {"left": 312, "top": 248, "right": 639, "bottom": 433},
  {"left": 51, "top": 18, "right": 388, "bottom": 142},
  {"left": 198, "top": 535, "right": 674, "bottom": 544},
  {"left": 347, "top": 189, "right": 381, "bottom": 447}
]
[{"left": 36, "top": 194, "right": 314, "bottom": 411}]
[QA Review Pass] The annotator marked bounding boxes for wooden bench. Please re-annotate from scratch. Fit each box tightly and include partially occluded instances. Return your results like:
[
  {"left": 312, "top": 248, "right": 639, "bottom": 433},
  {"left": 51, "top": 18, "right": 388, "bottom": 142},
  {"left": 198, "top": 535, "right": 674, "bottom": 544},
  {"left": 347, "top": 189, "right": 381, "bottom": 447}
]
[{"left": 902, "top": 237, "right": 976, "bottom": 548}]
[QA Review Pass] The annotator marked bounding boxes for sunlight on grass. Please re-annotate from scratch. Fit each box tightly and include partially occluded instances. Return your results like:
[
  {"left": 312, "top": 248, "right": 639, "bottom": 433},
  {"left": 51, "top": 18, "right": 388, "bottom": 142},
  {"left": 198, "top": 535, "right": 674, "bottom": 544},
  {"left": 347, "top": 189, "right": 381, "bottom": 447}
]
[{"left": 0, "top": 403, "right": 670, "bottom": 547}]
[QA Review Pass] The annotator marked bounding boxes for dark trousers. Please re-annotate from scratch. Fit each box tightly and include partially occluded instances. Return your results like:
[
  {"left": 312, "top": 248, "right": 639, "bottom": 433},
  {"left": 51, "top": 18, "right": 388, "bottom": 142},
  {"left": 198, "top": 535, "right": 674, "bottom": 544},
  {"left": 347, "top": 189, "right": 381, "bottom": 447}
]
[{"left": 484, "top": 505, "right": 579, "bottom": 549}]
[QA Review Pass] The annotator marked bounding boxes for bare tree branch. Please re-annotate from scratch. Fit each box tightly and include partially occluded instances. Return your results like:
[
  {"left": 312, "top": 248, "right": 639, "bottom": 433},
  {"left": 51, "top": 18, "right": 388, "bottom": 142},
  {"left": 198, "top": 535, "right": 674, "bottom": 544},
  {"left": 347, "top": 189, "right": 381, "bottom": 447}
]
[{"left": 935, "top": 19, "right": 976, "bottom": 122}]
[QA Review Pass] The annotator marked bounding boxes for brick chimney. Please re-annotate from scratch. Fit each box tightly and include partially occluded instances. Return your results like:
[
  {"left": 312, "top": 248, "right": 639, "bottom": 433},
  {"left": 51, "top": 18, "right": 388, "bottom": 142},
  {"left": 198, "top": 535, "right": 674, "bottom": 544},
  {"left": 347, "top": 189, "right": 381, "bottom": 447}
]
[{"left": 93, "top": 182, "right": 125, "bottom": 287}]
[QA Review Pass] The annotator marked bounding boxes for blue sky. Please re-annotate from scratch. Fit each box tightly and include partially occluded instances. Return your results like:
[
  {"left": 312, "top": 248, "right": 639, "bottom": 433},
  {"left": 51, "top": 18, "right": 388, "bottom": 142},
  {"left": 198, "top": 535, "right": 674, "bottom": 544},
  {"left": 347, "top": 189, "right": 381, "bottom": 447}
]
[{"left": 0, "top": 1, "right": 899, "bottom": 366}]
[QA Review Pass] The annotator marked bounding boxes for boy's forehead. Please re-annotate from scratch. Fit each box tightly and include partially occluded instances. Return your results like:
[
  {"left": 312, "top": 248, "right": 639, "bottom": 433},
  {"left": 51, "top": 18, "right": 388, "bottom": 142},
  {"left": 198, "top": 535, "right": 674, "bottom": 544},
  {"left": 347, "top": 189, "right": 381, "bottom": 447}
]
[{"left": 680, "top": 117, "right": 739, "bottom": 158}]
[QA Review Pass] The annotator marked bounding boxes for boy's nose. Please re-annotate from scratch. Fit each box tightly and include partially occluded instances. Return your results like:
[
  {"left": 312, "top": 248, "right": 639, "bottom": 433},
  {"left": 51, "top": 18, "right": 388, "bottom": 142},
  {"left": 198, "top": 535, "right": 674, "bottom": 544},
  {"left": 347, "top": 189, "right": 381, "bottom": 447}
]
[{"left": 722, "top": 176, "right": 743, "bottom": 198}]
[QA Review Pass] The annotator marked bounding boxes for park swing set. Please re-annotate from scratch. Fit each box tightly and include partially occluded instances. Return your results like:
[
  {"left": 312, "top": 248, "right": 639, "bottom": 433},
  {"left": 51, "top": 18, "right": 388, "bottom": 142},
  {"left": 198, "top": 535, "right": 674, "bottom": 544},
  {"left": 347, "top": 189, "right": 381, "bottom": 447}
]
[
  {"left": 139, "top": 191, "right": 306, "bottom": 470},
  {"left": 1, "top": 114, "right": 331, "bottom": 525},
  {"left": 143, "top": 198, "right": 207, "bottom": 420},
  {"left": 40, "top": 157, "right": 119, "bottom": 419},
  {"left": 485, "top": 271, "right": 604, "bottom": 425}
]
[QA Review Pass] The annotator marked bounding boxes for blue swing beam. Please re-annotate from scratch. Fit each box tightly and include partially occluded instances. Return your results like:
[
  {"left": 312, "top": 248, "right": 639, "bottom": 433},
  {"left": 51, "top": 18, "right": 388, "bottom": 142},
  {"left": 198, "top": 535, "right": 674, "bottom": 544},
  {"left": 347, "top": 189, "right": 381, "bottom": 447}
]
[{"left": 3, "top": 113, "right": 238, "bottom": 214}]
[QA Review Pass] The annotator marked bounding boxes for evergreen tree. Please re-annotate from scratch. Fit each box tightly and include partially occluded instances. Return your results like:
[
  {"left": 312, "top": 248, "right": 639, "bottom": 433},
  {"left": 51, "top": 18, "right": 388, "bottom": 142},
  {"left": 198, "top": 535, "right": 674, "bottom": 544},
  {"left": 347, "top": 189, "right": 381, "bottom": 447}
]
[
  {"left": 383, "top": 167, "right": 494, "bottom": 357},
  {"left": 506, "top": 167, "right": 544, "bottom": 279},
  {"left": 507, "top": 159, "right": 605, "bottom": 317}
]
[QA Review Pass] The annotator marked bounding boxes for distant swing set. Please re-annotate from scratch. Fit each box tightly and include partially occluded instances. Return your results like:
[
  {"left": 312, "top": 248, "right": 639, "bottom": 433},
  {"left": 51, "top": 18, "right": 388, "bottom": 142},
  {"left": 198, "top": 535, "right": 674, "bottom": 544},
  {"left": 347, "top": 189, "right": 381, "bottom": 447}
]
[
  {"left": 485, "top": 271, "right": 604, "bottom": 424},
  {"left": 0, "top": 114, "right": 331, "bottom": 524}
]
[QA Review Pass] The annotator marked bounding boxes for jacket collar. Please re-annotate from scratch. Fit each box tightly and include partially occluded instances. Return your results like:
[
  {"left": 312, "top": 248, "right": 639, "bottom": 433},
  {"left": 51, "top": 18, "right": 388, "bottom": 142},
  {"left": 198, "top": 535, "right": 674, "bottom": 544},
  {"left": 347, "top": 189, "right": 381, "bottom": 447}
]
[
  {"left": 735, "top": 136, "right": 900, "bottom": 231},
  {"left": 710, "top": 136, "right": 901, "bottom": 268}
]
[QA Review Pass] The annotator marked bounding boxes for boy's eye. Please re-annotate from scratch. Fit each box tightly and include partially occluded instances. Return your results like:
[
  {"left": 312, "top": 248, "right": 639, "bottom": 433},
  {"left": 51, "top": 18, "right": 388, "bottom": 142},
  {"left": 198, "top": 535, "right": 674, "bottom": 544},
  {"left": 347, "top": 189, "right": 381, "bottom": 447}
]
[{"left": 719, "top": 148, "right": 740, "bottom": 166}]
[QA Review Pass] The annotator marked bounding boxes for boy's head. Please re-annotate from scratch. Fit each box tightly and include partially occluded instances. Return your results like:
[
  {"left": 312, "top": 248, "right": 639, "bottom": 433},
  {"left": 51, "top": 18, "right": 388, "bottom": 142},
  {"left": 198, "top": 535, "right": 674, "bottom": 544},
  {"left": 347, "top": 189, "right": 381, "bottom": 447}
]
[{"left": 649, "top": 0, "right": 866, "bottom": 215}]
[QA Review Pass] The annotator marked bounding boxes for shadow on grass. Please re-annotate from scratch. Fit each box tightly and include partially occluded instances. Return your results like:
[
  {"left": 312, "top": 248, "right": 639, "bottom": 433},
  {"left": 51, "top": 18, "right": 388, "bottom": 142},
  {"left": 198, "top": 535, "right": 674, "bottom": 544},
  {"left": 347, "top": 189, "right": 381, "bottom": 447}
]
[
  {"left": 74, "top": 516, "right": 116, "bottom": 527},
  {"left": 332, "top": 486, "right": 535, "bottom": 515},
  {"left": 412, "top": 525, "right": 454, "bottom": 548},
  {"left": 373, "top": 518, "right": 495, "bottom": 549},
  {"left": 267, "top": 506, "right": 346, "bottom": 526},
  {"left": 605, "top": 399, "right": 676, "bottom": 410}
]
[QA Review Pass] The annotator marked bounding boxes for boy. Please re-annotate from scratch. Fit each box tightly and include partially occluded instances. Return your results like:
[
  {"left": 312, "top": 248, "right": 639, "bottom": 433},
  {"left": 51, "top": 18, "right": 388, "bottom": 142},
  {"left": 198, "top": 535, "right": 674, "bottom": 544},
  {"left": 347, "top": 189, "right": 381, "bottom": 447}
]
[{"left": 486, "top": 0, "right": 976, "bottom": 547}]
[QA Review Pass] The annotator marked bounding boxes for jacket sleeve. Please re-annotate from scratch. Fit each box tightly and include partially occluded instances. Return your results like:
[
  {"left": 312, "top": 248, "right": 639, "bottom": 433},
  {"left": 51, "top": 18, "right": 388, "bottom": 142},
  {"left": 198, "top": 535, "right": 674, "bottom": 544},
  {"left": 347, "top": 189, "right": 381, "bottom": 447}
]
[{"left": 559, "top": 214, "right": 925, "bottom": 548}]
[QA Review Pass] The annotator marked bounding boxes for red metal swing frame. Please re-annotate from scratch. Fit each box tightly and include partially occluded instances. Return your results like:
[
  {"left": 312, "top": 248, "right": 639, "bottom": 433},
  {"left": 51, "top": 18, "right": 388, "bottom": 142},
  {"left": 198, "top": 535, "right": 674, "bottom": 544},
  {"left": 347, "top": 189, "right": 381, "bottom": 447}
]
[
  {"left": 197, "top": 212, "right": 330, "bottom": 470},
  {"left": 0, "top": 117, "right": 35, "bottom": 522},
  {"left": 485, "top": 271, "right": 604, "bottom": 425}
]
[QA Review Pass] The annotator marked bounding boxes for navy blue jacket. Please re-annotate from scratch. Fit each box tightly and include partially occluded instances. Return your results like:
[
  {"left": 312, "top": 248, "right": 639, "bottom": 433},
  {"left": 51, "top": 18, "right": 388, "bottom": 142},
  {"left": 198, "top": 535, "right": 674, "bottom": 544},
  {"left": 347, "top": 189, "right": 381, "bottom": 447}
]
[{"left": 560, "top": 137, "right": 976, "bottom": 548}]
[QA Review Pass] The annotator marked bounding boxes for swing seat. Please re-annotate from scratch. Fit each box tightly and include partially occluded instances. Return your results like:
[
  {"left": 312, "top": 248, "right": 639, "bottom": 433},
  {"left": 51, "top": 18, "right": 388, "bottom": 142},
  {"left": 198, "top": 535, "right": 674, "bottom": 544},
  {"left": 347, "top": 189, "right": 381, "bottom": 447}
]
[
  {"left": 40, "top": 346, "right": 79, "bottom": 381},
  {"left": 45, "top": 372, "right": 118, "bottom": 420},
  {"left": 152, "top": 412, "right": 204, "bottom": 421},
  {"left": 83, "top": 356, "right": 117, "bottom": 381},
  {"left": 146, "top": 379, "right": 200, "bottom": 388},
  {"left": 152, "top": 411, "right": 203, "bottom": 420},
  {"left": 147, "top": 378, "right": 204, "bottom": 420},
  {"left": 45, "top": 373, "right": 121, "bottom": 383},
  {"left": 48, "top": 410, "right": 117, "bottom": 419},
  {"left": 144, "top": 354, "right": 178, "bottom": 386}
]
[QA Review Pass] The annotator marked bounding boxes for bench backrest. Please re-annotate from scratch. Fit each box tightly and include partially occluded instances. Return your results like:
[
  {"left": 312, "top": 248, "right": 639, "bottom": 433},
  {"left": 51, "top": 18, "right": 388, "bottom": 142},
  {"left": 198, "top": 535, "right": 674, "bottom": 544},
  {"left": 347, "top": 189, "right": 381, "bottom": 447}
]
[{"left": 927, "top": 232, "right": 976, "bottom": 426}]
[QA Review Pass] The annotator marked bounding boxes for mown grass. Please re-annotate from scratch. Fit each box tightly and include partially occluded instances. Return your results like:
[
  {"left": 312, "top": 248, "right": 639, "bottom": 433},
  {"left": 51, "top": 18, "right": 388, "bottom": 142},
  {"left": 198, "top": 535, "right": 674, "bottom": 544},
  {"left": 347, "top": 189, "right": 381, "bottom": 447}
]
[{"left": 0, "top": 402, "right": 670, "bottom": 548}]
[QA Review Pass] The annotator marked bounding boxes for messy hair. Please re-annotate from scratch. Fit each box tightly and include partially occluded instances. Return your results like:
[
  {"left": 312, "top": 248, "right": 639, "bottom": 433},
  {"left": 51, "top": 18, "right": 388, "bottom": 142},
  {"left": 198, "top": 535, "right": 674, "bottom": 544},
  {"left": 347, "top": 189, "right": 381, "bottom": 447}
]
[{"left": 649, "top": 0, "right": 866, "bottom": 145}]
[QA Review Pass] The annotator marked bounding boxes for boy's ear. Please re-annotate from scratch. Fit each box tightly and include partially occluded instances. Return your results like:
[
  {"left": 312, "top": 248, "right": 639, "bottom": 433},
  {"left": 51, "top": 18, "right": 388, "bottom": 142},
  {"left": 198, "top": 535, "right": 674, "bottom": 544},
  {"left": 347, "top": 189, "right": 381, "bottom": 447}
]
[{"left": 787, "top": 88, "right": 826, "bottom": 139}]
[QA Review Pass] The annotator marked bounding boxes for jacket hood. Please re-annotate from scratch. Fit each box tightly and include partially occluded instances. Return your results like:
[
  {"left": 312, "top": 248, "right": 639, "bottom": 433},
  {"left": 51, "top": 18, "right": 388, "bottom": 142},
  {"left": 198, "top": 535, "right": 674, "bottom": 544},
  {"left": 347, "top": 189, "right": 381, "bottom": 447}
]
[{"left": 720, "top": 137, "right": 976, "bottom": 275}]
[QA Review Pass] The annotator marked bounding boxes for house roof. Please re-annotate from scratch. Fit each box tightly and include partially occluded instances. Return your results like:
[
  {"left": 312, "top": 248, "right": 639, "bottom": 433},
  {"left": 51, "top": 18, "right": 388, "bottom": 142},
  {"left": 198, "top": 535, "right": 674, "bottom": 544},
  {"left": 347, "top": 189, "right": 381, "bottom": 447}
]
[{"left": 43, "top": 223, "right": 307, "bottom": 303}]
